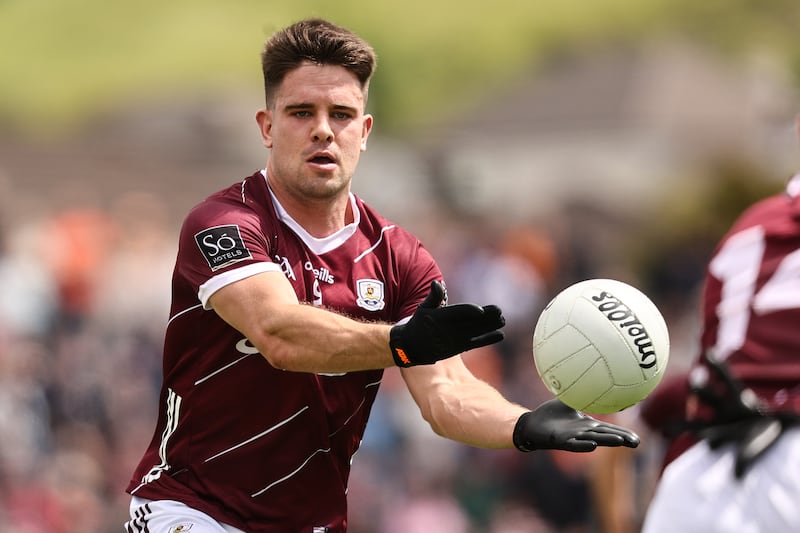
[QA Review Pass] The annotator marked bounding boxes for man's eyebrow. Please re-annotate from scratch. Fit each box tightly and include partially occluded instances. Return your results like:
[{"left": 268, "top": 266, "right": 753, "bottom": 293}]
[
  {"left": 283, "top": 103, "right": 359, "bottom": 113},
  {"left": 283, "top": 103, "right": 314, "bottom": 111}
]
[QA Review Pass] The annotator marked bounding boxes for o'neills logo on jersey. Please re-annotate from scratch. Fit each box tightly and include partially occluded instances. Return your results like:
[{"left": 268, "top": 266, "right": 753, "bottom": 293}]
[
  {"left": 356, "top": 278, "right": 386, "bottom": 311},
  {"left": 194, "top": 225, "right": 252, "bottom": 272},
  {"left": 590, "top": 290, "right": 658, "bottom": 369},
  {"left": 305, "top": 261, "right": 334, "bottom": 284}
]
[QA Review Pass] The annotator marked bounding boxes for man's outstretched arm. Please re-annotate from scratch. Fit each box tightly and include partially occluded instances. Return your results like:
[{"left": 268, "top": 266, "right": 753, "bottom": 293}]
[{"left": 402, "top": 357, "right": 640, "bottom": 451}]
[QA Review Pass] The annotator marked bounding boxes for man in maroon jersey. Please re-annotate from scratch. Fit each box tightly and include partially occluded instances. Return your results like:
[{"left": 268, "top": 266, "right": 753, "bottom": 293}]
[
  {"left": 642, "top": 118, "right": 800, "bottom": 532},
  {"left": 125, "top": 18, "right": 640, "bottom": 533}
]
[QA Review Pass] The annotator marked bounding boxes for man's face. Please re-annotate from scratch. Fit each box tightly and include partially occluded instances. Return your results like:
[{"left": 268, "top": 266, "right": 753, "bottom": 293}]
[{"left": 257, "top": 62, "right": 373, "bottom": 203}]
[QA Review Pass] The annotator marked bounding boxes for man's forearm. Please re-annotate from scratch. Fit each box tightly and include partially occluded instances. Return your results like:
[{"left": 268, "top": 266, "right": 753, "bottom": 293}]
[
  {"left": 250, "top": 302, "right": 396, "bottom": 373},
  {"left": 403, "top": 361, "right": 528, "bottom": 448}
]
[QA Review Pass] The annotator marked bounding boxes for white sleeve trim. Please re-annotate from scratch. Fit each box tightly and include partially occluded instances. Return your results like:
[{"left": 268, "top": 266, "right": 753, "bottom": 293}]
[{"left": 198, "top": 262, "right": 282, "bottom": 310}]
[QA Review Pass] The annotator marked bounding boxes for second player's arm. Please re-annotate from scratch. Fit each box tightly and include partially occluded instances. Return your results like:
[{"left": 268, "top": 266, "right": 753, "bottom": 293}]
[{"left": 209, "top": 270, "right": 396, "bottom": 373}]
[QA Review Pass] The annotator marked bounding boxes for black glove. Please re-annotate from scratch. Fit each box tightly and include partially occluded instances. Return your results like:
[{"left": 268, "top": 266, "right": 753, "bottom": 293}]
[
  {"left": 700, "top": 417, "right": 784, "bottom": 479},
  {"left": 513, "top": 399, "right": 641, "bottom": 452},
  {"left": 389, "top": 281, "right": 505, "bottom": 367},
  {"left": 690, "top": 350, "right": 789, "bottom": 479}
]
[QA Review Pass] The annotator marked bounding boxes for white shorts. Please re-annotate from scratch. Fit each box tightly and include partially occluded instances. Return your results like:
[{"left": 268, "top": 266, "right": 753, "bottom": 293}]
[
  {"left": 642, "top": 426, "right": 800, "bottom": 532},
  {"left": 125, "top": 497, "right": 246, "bottom": 533}
]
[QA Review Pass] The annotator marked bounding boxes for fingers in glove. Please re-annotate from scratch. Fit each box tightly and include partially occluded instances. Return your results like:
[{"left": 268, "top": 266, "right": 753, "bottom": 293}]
[
  {"left": 563, "top": 438, "right": 598, "bottom": 453},
  {"left": 434, "top": 304, "right": 506, "bottom": 332},
  {"left": 586, "top": 423, "right": 641, "bottom": 448},
  {"left": 575, "top": 431, "right": 629, "bottom": 448},
  {"left": 466, "top": 330, "right": 506, "bottom": 351},
  {"left": 433, "top": 303, "right": 494, "bottom": 323},
  {"left": 481, "top": 305, "right": 504, "bottom": 324}
]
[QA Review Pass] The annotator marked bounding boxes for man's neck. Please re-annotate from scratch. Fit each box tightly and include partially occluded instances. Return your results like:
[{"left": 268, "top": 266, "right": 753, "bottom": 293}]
[{"left": 267, "top": 182, "right": 354, "bottom": 239}]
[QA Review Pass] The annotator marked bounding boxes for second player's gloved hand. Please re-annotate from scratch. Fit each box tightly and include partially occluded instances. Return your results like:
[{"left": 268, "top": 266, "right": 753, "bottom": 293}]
[
  {"left": 513, "top": 399, "right": 641, "bottom": 452},
  {"left": 690, "top": 350, "right": 790, "bottom": 479},
  {"left": 700, "top": 417, "right": 784, "bottom": 479},
  {"left": 389, "top": 281, "right": 505, "bottom": 367}
]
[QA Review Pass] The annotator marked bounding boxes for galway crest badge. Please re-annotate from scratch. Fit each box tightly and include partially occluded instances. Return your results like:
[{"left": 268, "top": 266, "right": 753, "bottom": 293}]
[{"left": 356, "top": 278, "right": 386, "bottom": 311}]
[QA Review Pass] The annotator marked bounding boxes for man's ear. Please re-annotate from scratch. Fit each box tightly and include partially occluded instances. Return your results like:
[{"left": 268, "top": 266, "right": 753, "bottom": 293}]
[
  {"left": 361, "top": 114, "right": 373, "bottom": 152},
  {"left": 256, "top": 109, "right": 273, "bottom": 148}
]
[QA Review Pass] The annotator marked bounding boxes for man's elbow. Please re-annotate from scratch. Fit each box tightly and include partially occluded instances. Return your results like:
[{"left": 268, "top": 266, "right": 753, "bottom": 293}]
[
  {"left": 417, "top": 389, "right": 458, "bottom": 439},
  {"left": 245, "top": 333, "right": 295, "bottom": 370}
]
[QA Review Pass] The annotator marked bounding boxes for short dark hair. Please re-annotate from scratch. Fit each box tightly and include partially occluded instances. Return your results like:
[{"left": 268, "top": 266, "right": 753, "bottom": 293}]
[{"left": 261, "top": 18, "right": 377, "bottom": 108}]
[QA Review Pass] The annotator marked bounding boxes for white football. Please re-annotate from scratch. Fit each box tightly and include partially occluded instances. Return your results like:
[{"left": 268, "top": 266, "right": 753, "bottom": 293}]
[{"left": 533, "top": 278, "right": 670, "bottom": 414}]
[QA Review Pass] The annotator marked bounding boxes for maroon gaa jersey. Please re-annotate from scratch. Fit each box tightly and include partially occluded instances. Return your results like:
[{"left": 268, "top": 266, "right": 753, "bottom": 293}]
[
  {"left": 692, "top": 174, "right": 800, "bottom": 419},
  {"left": 127, "top": 171, "right": 442, "bottom": 532}
]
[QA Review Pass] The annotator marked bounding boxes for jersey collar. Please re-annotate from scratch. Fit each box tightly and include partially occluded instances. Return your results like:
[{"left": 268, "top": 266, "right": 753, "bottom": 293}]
[{"left": 260, "top": 169, "right": 360, "bottom": 255}]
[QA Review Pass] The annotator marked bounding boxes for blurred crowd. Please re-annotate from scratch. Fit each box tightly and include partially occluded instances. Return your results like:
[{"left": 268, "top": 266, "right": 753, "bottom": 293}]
[
  {"left": 0, "top": 188, "right": 699, "bottom": 532},
  {"left": 0, "top": 192, "right": 174, "bottom": 532}
]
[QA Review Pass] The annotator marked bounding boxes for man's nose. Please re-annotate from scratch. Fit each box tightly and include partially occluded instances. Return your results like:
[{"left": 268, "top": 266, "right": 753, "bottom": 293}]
[{"left": 312, "top": 117, "right": 333, "bottom": 142}]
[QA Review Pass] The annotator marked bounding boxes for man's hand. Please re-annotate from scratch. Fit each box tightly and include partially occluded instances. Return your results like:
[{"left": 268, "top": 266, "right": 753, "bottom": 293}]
[
  {"left": 513, "top": 399, "right": 641, "bottom": 452},
  {"left": 389, "top": 281, "right": 505, "bottom": 367}
]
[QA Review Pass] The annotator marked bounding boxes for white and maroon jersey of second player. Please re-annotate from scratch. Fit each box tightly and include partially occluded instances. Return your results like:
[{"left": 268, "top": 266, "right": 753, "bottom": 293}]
[
  {"left": 127, "top": 170, "right": 442, "bottom": 532},
  {"left": 693, "top": 174, "right": 800, "bottom": 419}
]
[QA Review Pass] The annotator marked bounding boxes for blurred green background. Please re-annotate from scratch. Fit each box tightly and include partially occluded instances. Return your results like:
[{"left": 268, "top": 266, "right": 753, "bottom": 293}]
[{"left": 1, "top": 0, "right": 798, "bottom": 135}]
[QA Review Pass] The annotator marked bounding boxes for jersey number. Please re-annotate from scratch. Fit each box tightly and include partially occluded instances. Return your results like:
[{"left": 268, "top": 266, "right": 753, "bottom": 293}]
[{"left": 709, "top": 225, "right": 800, "bottom": 359}]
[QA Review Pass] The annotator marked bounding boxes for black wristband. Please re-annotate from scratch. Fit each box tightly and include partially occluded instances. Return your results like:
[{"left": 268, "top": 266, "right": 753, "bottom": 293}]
[
  {"left": 513, "top": 411, "right": 535, "bottom": 452},
  {"left": 389, "top": 332, "right": 414, "bottom": 367}
]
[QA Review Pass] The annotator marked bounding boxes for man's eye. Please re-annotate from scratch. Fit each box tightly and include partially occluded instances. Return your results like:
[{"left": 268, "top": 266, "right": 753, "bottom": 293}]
[
  {"left": 332, "top": 112, "right": 351, "bottom": 120},
  {"left": 294, "top": 111, "right": 311, "bottom": 117}
]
